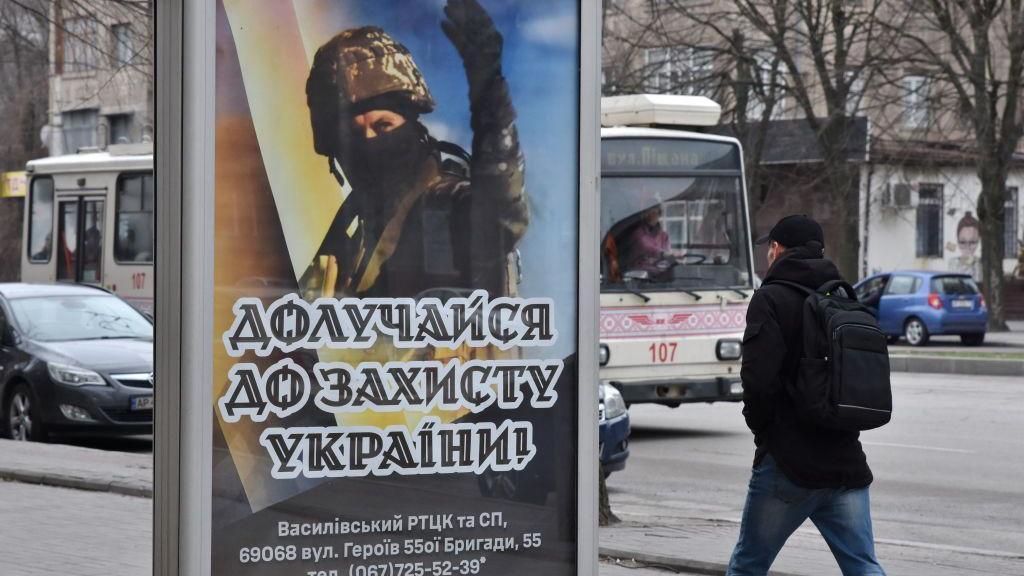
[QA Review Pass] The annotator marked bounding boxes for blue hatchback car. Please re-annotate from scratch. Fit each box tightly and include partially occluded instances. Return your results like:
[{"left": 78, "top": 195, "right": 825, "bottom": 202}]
[{"left": 854, "top": 271, "right": 988, "bottom": 346}]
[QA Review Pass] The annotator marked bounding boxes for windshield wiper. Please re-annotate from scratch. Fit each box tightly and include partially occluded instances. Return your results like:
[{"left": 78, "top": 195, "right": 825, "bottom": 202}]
[
  {"left": 705, "top": 286, "right": 751, "bottom": 299},
  {"left": 620, "top": 284, "right": 652, "bottom": 303}
]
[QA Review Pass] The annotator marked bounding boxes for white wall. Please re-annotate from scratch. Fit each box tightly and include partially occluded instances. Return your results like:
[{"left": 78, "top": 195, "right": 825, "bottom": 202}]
[{"left": 859, "top": 163, "right": 1024, "bottom": 281}]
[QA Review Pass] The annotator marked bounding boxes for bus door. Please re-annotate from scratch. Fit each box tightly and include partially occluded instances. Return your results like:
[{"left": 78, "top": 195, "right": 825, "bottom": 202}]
[{"left": 56, "top": 195, "right": 105, "bottom": 285}]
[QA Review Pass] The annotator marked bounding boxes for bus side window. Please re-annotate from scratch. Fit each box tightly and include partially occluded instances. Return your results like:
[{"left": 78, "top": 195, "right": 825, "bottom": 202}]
[
  {"left": 115, "top": 172, "right": 154, "bottom": 263},
  {"left": 27, "top": 176, "right": 54, "bottom": 263}
]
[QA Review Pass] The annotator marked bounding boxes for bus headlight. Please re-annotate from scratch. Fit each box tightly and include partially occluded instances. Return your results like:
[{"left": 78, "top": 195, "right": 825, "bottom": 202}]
[
  {"left": 602, "top": 383, "right": 627, "bottom": 420},
  {"left": 599, "top": 344, "right": 610, "bottom": 366},
  {"left": 716, "top": 339, "right": 742, "bottom": 361}
]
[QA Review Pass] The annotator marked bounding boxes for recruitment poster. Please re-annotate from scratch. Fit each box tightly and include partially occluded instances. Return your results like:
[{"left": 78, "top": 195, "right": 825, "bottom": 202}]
[{"left": 211, "top": 1, "right": 583, "bottom": 574}]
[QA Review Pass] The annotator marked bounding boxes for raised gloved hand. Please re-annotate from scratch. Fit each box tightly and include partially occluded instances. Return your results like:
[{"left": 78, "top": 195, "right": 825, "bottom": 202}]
[{"left": 442, "top": 0, "right": 503, "bottom": 108}]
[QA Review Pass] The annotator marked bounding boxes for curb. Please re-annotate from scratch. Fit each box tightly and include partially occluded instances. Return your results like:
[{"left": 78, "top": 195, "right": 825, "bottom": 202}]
[
  {"left": 889, "top": 355, "right": 1024, "bottom": 377},
  {"left": 599, "top": 548, "right": 803, "bottom": 576},
  {"left": 0, "top": 467, "right": 152, "bottom": 499}
]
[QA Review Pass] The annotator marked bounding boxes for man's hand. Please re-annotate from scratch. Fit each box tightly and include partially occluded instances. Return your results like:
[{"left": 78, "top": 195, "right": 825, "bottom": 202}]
[{"left": 442, "top": 0, "right": 503, "bottom": 104}]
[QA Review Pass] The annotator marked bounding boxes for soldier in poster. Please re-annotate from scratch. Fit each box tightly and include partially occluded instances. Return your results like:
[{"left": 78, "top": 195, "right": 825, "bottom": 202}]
[{"left": 303, "top": 0, "right": 528, "bottom": 299}]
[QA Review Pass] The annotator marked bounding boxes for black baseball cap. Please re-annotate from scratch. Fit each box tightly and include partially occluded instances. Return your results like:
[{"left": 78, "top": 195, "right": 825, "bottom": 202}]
[{"left": 755, "top": 214, "right": 825, "bottom": 249}]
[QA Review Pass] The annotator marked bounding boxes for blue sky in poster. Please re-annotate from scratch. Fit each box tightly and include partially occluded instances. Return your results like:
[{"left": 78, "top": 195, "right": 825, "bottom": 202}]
[{"left": 318, "top": 0, "right": 582, "bottom": 358}]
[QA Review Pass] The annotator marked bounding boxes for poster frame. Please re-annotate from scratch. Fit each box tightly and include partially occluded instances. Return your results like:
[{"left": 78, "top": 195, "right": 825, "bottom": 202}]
[{"left": 155, "top": 1, "right": 600, "bottom": 574}]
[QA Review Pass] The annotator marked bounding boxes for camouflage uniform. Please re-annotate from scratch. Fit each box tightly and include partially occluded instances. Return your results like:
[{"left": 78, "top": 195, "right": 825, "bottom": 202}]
[{"left": 304, "top": 22, "right": 527, "bottom": 299}]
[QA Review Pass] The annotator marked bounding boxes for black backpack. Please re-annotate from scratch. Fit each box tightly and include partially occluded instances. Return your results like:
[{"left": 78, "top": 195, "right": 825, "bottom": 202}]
[{"left": 769, "top": 279, "right": 892, "bottom": 431}]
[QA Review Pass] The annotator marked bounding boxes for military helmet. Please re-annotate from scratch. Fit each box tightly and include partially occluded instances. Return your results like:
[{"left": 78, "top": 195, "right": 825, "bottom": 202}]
[{"left": 307, "top": 27, "right": 435, "bottom": 157}]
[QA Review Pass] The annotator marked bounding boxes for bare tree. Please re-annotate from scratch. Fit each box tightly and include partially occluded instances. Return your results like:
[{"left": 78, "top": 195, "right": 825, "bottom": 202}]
[
  {"left": 0, "top": 0, "right": 49, "bottom": 170},
  {"left": 603, "top": 0, "right": 905, "bottom": 279},
  {"left": 883, "top": 1, "right": 1024, "bottom": 330}
]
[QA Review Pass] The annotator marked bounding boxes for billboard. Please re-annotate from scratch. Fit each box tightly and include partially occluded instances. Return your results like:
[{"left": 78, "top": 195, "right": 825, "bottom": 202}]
[{"left": 189, "top": 1, "right": 594, "bottom": 574}]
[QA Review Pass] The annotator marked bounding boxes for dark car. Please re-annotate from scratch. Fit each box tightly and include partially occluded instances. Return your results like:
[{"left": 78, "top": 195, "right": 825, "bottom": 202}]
[
  {"left": 600, "top": 382, "right": 630, "bottom": 476},
  {"left": 854, "top": 271, "right": 988, "bottom": 346},
  {"left": 0, "top": 283, "right": 154, "bottom": 441}
]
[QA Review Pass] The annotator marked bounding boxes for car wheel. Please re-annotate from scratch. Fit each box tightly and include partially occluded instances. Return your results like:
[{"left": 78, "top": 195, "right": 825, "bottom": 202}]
[
  {"left": 904, "top": 318, "right": 930, "bottom": 347},
  {"left": 6, "top": 384, "right": 47, "bottom": 442},
  {"left": 960, "top": 333, "right": 985, "bottom": 346}
]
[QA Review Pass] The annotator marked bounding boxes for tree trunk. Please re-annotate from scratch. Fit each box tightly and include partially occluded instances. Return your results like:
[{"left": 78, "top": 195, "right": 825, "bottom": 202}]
[
  {"left": 977, "top": 173, "right": 1009, "bottom": 330},
  {"left": 816, "top": 119, "right": 862, "bottom": 281},
  {"left": 599, "top": 466, "right": 619, "bottom": 526}
]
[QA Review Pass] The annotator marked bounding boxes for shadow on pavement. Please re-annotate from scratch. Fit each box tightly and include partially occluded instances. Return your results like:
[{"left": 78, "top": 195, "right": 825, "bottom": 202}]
[
  {"left": 52, "top": 435, "right": 153, "bottom": 453},
  {"left": 628, "top": 426, "right": 741, "bottom": 441}
]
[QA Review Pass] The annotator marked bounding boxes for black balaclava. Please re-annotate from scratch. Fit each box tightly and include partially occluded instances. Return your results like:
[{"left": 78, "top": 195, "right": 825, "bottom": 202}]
[{"left": 334, "top": 93, "right": 435, "bottom": 208}]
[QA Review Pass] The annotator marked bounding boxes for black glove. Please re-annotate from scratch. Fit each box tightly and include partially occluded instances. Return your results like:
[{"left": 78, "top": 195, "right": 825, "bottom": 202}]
[{"left": 442, "top": 0, "right": 503, "bottom": 108}]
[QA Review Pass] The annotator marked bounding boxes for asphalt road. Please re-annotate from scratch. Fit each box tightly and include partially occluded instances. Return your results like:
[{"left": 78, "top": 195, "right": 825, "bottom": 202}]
[{"left": 606, "top": 371, "right": 1024, "bottom": 561}]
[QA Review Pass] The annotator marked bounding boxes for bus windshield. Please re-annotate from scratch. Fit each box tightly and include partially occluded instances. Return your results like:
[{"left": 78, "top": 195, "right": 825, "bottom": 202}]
[{"left": 600, "top": 140, "right": 752, "bottom": 292}]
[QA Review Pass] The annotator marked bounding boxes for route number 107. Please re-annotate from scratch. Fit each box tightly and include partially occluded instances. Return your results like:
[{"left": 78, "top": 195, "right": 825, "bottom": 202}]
[{"left": 648, "top": 342, "right": 678, "bottom": 363}]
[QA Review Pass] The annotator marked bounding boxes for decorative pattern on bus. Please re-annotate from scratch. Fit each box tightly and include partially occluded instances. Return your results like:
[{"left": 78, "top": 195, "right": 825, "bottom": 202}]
[{"left": 600, "top": 304, "right": 747, "bottom": 339}]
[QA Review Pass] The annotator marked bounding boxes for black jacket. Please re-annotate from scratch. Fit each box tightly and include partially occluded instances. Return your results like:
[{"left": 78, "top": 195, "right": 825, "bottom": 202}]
[{"left": 741, "top": 247, "right": 872, "bottom": 489}]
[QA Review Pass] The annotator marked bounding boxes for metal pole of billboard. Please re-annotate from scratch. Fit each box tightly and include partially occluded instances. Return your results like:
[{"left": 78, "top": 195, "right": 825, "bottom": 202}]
[
  {"left": 156, "top": 0, "right": 215, "bottom": 573},
  {"left": 154, "top": 0, "right": 182, "bottom": 573},
  {"left": 578, "top": 0, "right": 601, "bottom": 574}
]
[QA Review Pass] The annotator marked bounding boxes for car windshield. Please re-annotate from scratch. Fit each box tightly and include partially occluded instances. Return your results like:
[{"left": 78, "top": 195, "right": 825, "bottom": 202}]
[
  {"left": 931, "top": 276, "right": 979, "bottom": 295},
  {"left": 9, "top": 294, "right": 152, "bottom": 342},
  {"left": 601, "top": 175, "right": 752, "bottom": 291}
]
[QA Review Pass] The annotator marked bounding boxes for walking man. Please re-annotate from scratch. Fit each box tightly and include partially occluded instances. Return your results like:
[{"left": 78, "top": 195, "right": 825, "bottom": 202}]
[{"left": 727, "top": 215, "right": 886, "bottom": 575}]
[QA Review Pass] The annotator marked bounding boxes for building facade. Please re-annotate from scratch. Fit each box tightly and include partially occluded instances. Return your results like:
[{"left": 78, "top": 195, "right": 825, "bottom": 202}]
[
  {"left": 602, "top": 0, "right": 1024, "bottom": 295},
  {"left": 44, "top": 1, "right": 153, "bottom": 156},
  {"left": 860, "top": 150, "right": 1024, "bottom": 281}
]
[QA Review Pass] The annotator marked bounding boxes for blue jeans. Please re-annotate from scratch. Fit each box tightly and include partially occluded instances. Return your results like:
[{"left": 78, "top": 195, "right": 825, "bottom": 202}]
[{"left": 727, "top": 455, "right": 886, "bottom": 576}]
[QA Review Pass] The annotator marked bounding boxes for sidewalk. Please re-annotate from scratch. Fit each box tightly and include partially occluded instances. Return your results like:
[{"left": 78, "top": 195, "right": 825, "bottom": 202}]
[
  {"left": 887, "top": 319, "right": 1024, "bottom": 376},
  {"left": 600, "top": 504, "right": 1024, "bottom": 576},
  {"left": 0, "top": 438, "right": 151, "bottom": 497},
  {"left": 0, "top": 480, "right": 151, "bottom": 576}
]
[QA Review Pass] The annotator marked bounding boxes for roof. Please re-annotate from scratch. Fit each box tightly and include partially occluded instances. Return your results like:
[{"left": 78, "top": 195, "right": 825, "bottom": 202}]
[
  {"left": 870, "top": 139, "right": 1024, "bottom": 168},
  {"left": 711, "top": 117, "right": 869, "bottom": 165},
  {"left": 0, "top": 283, "right": 112, "bottom": 300},
  {"left": 26, "top": 147, "right": 153, "bottom": 175}
]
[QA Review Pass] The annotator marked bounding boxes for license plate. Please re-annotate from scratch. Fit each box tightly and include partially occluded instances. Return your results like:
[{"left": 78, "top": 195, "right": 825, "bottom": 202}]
[
  {"left": 131, "top": 396, "right": 154, "bottom": 411},
  {"left": 951, "top": 299, "right": 973, "bottom": 309}
]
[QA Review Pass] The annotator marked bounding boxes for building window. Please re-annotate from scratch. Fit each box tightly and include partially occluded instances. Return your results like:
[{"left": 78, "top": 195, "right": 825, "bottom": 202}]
[
  {"left": 1006, "top": 187, "right": 1020, "bottom": 258},
  {"left": 62, "top": 109, "right": 98, "bottom": 153},
  {"left": 902, "top": 74, "right": 930, "bottom": 128},
  {"left": 112, "top": 23, "right": 133, "bottom": 67},
  {"left": 643, "top": 46, "right": 715, "bottom": 95},
  {"left": 108, "top": 114, "right": 134, "bottom": 144},
  {"left": 644, "top": 48, "right": 675, "bottom": 93},
  {"left": 115, "top": 173, "right": 155, "bottom": 263},
  {"left": 746, "top": 52, "right": 787, "bottom": 120},
  {"left": 62, "top": 17, "right": 100, "bottom": 74},
  {"left": 683, "top": 47, "right": 715, "bottom": 96},
  {"left": 28, "top": 177, "right": 54, "bottom": 263},
  {"left": 845, "top": 70, "right": 865, "bottom": 115},
  {"left": 916, "top": 184, "right": 943, "bottom": 257}
]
